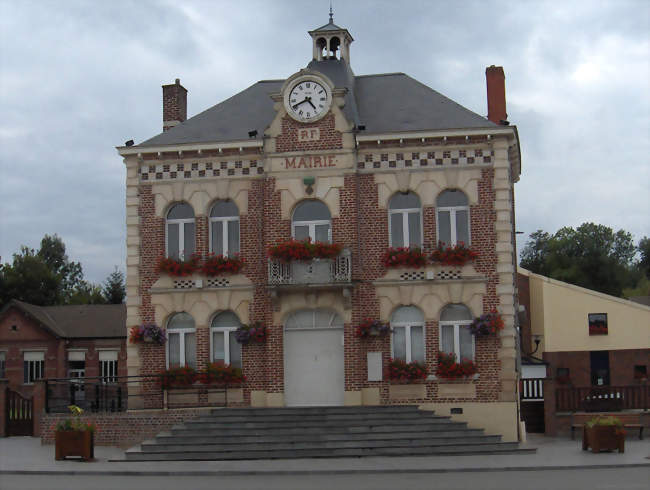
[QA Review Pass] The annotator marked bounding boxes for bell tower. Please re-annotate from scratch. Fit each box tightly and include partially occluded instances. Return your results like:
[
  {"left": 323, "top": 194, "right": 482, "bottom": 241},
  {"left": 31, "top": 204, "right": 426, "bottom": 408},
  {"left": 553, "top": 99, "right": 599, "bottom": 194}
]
[{"left": 308, "top": 8, "right": 354, "bottom": 64}]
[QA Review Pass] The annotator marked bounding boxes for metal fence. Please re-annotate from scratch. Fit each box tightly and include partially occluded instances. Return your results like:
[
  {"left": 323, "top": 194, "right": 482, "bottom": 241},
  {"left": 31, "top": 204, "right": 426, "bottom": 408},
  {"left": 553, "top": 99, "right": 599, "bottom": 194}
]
[
  {"left": 44, "top": 375, "right": 242, "bottom": 413},
  {"left": 556, "top": 385, "right": 649, "bottom": 412}
]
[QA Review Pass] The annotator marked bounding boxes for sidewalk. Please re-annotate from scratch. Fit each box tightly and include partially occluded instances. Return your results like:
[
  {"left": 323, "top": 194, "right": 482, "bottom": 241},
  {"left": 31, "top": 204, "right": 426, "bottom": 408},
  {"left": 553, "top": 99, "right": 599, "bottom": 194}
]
[{"left": 0, "top": 434, "right": 648, "bottom": 475}]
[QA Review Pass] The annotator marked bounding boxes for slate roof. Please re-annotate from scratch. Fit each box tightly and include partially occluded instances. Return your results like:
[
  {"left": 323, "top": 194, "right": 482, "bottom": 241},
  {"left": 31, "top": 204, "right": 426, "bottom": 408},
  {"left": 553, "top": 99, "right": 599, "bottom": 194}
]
[
  {"left": 138, "top": 60, "right": 495, "bottom": 148},
  {"left": 2, "top": 300, "right": 126, "bottom": 338}
]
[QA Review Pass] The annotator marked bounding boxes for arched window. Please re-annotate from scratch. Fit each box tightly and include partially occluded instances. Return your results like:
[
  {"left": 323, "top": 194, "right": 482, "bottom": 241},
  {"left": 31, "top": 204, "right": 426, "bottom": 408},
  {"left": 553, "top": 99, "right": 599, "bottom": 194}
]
[
  {"left": 388, "top": 192, "right": 422, "bottom": 248},
  {"left": 166, "top": 203, "right": 195, "bottom": 260},
  {"left": 211, "top": 311, "right": 242, "bottom": 369},
  {"left": 439, "top": 304, "right": 474, "bottom": 361},
  {"left": 391, "top": 306, "right": 425, "bottom": 363},
  {"left": 284, "top": 309, "right": 343, "bottom": 330},
  {"left": 167, "top": 312, "right": 196, "bottom": 368},
  {"left": 292, "top": 200, "right": 331, "bottom": 242},
  {"left": 210, "top": 200, "right": 239, "bottom": 256},
  {"left": 436, "top": 190, "right": 470, "bottom": 246}
]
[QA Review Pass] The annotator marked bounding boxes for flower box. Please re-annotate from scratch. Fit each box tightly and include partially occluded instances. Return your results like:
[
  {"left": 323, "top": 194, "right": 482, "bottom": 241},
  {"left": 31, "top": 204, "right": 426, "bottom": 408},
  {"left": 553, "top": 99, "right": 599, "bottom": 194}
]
[
  {"left": 430, "top": 243, "right": 478, "bottom": 266},
  {"left": 159, "top": 367, "right": 198, "bottom": 389},
  {"left": 582, "top": 417, "right": 625, "bottom": 453},
  {"left": 382, "top": 247, "right": 427, "bottom": 269},
  {"left": 436, "top": 352, "right": 477, "bottom": 379},
  {"left": 202, "top": 253, "right": 244, "bottom": 276},
  {"left": 385, "top": 358, "right": 427, "bottom": 383},
  {"left": 389, "top": 383, "right": 427, "bottom": 400},
  {"left": 269, "top": 239, "right": 343, "bottom": 262},
  {"left": 355, "top": 319, "right": 389, "bottom": 339},
  {"left": 158, "top": 254, "right": 201, "bottom": 276},
  {"left": 200, "top": 362, "right": 246, "bottom": 385},
  {"left": 469, "top": 311, "right": 504, "bottom": 337},
  {"left": 55, "top": 430, "right": 94, "bottom": 461}
]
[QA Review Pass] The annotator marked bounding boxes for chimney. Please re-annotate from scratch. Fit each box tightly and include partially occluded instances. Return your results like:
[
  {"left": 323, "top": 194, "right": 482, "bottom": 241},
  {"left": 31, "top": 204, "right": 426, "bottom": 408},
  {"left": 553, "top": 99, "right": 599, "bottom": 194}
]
[
  {"left": 162, "top": 78, "right": 187, "bottom": 131},
  {"left": 485, "top": 66, "right": 507, "bottom": 125}
]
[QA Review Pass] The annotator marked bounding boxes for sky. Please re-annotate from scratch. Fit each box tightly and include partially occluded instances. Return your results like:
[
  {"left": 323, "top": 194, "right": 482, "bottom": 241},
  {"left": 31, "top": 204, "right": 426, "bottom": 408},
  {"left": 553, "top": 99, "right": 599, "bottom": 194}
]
[{"left": 0, "top": 0, "right": 648, "bottom": 284}]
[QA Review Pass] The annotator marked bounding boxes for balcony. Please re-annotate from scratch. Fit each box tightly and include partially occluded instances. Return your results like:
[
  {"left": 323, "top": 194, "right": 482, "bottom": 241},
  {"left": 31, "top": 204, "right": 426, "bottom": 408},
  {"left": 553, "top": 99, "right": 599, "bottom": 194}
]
[{"left": 268, "top": 250, "right": 353, "bottom": 306}]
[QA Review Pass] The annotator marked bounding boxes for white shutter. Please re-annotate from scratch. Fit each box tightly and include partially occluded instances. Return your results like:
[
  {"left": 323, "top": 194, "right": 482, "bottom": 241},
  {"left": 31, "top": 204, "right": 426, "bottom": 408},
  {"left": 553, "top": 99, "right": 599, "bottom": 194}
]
[
  {"left": 24, "top": 351, "right": 44, "bottom": 361},
  {"left": 99, "top": 351, "right": 118, "bottom": 361},
  {"left": 67, "top": 351, "right": 86, "bottom": 361}
]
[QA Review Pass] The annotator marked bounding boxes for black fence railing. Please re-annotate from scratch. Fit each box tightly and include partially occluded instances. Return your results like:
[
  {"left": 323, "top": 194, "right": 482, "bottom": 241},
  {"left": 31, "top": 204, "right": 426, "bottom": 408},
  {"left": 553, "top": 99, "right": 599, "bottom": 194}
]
[
  {"left": 44, "top": 375, "right": 244, "bottom": 413},
  {"left": 556, "top": 385, "right": 649, "bottom": 412}
]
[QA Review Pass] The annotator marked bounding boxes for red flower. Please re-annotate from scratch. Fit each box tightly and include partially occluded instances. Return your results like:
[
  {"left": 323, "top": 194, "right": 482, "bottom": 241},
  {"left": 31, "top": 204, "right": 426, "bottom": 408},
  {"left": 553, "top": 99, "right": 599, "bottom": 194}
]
[
  {"left": 269, "top": 239, "right": 343, "bottom": 262},
  {"left": 430, "top": 242, "right": 478, "bottom": 266},
  {"left": 201, "top": 253, "right": 244, "bottom": 276},
  {"left": 382, "top": 247, "right": 427, "bottom": 269},
  {"left": 436, "top": 352, "right": 477, "bottom": 379}
]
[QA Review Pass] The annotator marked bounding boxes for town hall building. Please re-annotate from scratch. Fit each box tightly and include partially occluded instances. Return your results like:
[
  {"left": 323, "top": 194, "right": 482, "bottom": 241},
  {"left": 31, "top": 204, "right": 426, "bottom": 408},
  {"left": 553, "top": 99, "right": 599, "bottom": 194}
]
[{"left": 118, "top": 16, "right": 522, "bottom": 441}]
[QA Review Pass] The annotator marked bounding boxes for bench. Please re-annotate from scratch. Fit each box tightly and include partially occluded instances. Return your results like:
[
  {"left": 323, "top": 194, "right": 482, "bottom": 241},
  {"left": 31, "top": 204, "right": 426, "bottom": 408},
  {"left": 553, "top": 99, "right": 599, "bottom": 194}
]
[{"left": 571, "top": 413, "right": 644, "bottom": 440}]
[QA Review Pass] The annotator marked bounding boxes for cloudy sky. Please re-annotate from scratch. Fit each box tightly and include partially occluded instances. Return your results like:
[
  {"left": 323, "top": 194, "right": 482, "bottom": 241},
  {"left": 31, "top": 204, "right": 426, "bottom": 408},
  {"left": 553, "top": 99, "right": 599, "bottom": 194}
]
[{"left": 1, "top": 0, "right": 648, "bottom": 283}]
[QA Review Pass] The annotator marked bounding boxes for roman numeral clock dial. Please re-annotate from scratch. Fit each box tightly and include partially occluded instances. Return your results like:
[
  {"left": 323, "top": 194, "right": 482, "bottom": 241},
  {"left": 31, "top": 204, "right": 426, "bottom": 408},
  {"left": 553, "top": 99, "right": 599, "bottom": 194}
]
[{"left": 283, "top": 76, "right": 332, "bottom": 123}]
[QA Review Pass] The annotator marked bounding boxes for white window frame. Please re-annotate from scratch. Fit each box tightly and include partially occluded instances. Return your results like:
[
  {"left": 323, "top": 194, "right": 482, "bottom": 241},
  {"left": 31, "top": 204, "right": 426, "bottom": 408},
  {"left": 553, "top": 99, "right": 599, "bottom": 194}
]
[
  {"left": 99, "top": 351, "right": 119, "bottom": 384},
  {"left": 436, "top": 192, "right": 470, "bottom": 246},
  {"left": 166, "top": 327, "right": 196, "bottom": 368},
  {"left": 388, "top": 207, "right": 423, "bottom": 248},
  {"left": 210, "top": 326, "right": 239, "bottom": 366},
  {"left": 209, "top": 215, "right": 240, "bottom": 256},
  {"left": 292, "top": 218, "right": 331, "bottom": 242},
  {"left": 390, "top": 322, "right": 425, "bottom": 363},
  {"left": 23, "top": 351, "right": 45, "bottom": 384},
  {"left": 438, "top": 320, "right": 475, "bottom": 361}
]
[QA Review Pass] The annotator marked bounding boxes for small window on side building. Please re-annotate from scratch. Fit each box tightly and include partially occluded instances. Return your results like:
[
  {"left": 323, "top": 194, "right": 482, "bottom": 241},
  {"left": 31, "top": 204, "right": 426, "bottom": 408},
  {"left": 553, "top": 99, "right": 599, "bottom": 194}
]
[
  {"left": 588, "top": 313, "right": 607, "bottom": 335},
  {"left": 634, "top": 365, "right": 647, "bottom": 380},
  {"left": 556, "top": 367, "right": 570, "bottom": 384}
]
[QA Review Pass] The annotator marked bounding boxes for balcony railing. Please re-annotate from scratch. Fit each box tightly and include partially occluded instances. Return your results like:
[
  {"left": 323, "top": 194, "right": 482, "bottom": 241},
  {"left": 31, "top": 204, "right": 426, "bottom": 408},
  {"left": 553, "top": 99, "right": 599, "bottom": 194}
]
[
  {"left": 268, "top": 249, "right": 352, "bottom": 286},
  {"left": 556, "top": 384, "right": 649, "bottom": 412}
]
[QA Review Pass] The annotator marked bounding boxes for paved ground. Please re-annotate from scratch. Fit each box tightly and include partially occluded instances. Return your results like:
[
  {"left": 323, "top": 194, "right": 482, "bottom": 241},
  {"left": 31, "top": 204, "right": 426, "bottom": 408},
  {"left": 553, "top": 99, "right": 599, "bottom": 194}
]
[
  {"left": 2, "top": 467, "right": 650, "bottom": 490},
  {"left": 0, "top": 434, "right": 648, "bottom": 476}
]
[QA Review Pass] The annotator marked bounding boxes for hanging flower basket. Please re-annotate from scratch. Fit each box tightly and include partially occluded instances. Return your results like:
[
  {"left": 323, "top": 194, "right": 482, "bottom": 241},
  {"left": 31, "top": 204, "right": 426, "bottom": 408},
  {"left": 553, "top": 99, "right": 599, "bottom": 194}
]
[
  {"left": 234, "top": 322, "right": 267, "bottom": 345},
  {"left": 469, "top": 311, "right": 504, "bottom": 337},
  {"left": 158, "top": 253, "right": 201, "bottom": 277},
  {"left": 385, "top": 358, "right": 427, "bottom": 383},
  {"left": 129, "top": 324, "right": 167, "bottom": 345},
  {"left": 355, "top": 319, "right": 389, "bottom": 339},
  {"left": 382, "top": 247, "right": 427, "bottom": 269},
  {"left": 268, "top": 239, "right": 343, "bottom": 262},
  {"left": 436, "top": 352, "right": 477, "bottom": 380},
  {"left": 199, "top": 362, "right": 246, "bottom": 386},
  {"left": 201, "top": 253, "right": 244, "bottom": 276},
  {"left": 159, "top": 366, "right": 198, "bottom": 389},
  {"left": 430, "top": 242, "right": 478, "bottom": 266}
]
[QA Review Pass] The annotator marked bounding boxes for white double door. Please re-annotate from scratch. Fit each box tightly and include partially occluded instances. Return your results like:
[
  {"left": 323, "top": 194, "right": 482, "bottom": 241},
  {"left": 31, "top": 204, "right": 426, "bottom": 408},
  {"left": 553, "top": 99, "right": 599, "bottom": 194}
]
[{"left": 284, "top": 309, "right": 344, "bottom": 407}]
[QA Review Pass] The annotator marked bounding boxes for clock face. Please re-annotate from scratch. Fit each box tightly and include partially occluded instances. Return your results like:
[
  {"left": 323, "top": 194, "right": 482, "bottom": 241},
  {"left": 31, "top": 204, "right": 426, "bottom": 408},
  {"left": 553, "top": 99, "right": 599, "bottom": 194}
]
[{"left": 285, "top": 79, "right": 331, "bottom": 122}]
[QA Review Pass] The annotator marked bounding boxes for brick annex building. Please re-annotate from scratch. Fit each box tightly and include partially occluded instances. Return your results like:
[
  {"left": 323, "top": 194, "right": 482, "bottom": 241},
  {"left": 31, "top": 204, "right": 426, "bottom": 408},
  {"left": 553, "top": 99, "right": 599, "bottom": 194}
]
[{"left": 118, "top": 18, "right": 523, "bottom": 440}]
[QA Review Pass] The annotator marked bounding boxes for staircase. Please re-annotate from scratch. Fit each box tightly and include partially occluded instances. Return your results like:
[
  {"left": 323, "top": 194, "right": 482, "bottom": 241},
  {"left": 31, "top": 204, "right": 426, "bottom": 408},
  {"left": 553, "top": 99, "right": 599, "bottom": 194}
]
[{"left": 125, "top": 406, "right": 533, "bottom": 461}]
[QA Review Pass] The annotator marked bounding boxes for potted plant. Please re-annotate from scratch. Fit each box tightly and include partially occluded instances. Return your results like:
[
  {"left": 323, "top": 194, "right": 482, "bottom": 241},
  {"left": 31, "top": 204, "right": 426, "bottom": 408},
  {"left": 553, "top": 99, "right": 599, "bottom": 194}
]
[
  {"left": 469, "top": 311, "right": 504, "bottom": 337},
  {"left": 158, "top": 253, "right": 201, "bottom": 276},
  {"left": 582, "top": 416, "right": 625, "bottom": 453},
  {"left": 202, "top": 253, "right": 244, "bottom": 276},
  {"left": 55, "top": 405, "right": 95, "bottom": 461},
  {"left": 436, "top": 352, "right": 478, "bottom": 380},
  {"left": 129, "top": 324, "right": 167, "bottom": 345},
  {"left": 355, "top": 318, "right": 389, "bottom": 339},
  {"left": 430, "top": 242, "right": 478, "bottom": 266},
  {"left": 385, "top": 358, "right": 427, "bottom": 383},
  {"left": 234, "top": 322, "right": 267, "bottom": 345},
  {"left": 382, "top": 247, "right": 427, "bottom": 268}
]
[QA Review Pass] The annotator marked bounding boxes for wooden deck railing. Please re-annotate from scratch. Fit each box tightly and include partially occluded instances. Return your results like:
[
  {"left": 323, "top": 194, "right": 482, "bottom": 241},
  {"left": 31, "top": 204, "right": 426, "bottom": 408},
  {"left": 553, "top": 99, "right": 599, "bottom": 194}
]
[{"left": 556, "top": 384, "right": 649, "bottom": 412}]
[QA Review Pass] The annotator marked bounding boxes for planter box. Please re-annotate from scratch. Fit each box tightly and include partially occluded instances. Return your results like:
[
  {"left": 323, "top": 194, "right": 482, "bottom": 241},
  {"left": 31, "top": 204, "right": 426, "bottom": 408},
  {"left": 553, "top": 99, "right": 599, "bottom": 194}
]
[
  {"left": 582, "top": 426, "right": 625, "bottom": 453},
  {"left": 389, "top": 383, "right": 426, "bottom": 400},
  {"left": 55, "top": 430, "right": 94, "bottom": 461},
  {"left": 166, "top": 388, "right": 199, "bottom": 407},
  {"left": 292, "top": 259, "right": 332, "bottom": 284}
]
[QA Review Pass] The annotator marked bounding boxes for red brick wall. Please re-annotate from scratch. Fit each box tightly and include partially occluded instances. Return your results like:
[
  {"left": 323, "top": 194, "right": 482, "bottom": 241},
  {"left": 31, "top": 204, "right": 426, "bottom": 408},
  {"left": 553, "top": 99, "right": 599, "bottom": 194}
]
[{"left": 276, "top": 114, "right": 342, "bottom": 153}]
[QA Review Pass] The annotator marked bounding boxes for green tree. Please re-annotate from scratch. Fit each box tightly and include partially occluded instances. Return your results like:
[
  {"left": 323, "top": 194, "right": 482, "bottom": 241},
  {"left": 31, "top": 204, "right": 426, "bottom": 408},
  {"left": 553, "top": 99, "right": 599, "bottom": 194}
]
[
  {"left": 102, "top": 267, "right": 125, "bottom": 304},
  {"left": 37, "top": 234, "right": 84, "bottom": 302},
  {"left": 520, "top": 223, "right": 639, "bottom": 297},
  {"left": 68, "top": 281, "right": 106, "bottom": 305},
  {"left": 638, "top": 236, "right": 650, "bottom": 278}
]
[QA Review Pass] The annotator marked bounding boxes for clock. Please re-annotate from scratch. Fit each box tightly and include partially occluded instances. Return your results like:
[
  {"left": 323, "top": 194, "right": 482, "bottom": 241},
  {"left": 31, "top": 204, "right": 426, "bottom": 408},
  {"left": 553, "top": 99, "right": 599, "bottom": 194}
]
[{"left": 283, "top": 76, "right": 332, "bottom": 123}]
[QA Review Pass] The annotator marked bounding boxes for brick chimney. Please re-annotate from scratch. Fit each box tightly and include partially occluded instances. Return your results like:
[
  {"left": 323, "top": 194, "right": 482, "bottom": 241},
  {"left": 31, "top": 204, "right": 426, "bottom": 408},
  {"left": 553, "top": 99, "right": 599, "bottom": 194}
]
[
  {"left": 485, "top": 66, "right": 507, "bottom": 125},
  {"left": 162, "top": 78, "right": 187, "bottom": 131}
]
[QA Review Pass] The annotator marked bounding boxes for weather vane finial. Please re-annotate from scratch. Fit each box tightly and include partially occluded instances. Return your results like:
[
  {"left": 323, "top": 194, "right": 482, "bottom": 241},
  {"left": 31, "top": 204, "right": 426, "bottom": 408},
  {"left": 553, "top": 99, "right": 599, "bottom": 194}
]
[{"left": 329, "top": 1, "right": 333, "bottom": 23}]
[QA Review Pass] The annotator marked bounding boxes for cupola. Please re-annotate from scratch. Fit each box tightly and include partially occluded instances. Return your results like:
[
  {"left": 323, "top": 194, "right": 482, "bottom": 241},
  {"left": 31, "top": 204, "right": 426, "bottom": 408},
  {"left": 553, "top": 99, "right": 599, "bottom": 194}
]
[{"left": 308, "top": 8, "right": 353, "bottom": 64}]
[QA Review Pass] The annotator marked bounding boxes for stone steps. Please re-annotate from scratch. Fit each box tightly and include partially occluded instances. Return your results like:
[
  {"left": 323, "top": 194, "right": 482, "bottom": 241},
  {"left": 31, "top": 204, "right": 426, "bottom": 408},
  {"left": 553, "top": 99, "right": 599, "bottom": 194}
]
[{"left": 125, "top": 406, "right": 532, "bottom": 461}]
